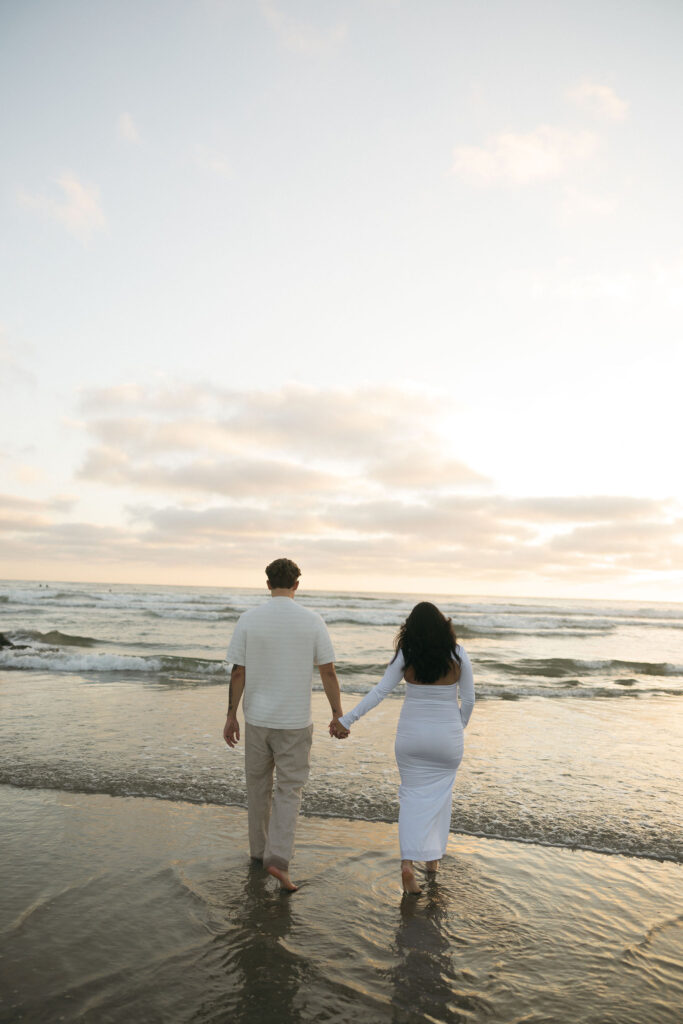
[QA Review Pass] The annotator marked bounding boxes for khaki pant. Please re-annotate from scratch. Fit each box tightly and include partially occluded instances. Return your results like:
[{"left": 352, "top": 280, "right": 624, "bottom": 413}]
[{"left": 244, "top": 722, "right": 314, "bottom": 871}]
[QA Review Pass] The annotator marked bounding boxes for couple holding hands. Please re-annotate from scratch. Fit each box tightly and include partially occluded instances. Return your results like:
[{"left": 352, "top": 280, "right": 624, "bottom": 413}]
[{"left": 223, "top": 559, "right": 474, "bottom": 895}]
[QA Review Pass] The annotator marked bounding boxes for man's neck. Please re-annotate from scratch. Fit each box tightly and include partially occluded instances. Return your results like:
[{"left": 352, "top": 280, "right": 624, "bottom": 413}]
[{"left": 269, "top": 588, "right": 296, "bottom": 598}]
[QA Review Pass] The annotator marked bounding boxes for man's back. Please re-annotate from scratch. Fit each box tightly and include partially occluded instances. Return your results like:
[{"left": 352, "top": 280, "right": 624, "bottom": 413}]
[
  {"left": 228, "top": 597, "right": 335, "bottom": 729},
  {"left": 223, "top": 558, "right": 346, "bottom": 890}
]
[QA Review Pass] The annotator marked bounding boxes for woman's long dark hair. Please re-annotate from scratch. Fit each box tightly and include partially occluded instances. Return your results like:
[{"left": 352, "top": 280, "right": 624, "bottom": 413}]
[{"left": 394, "top": 602, "right": 460, "bottom": 684}]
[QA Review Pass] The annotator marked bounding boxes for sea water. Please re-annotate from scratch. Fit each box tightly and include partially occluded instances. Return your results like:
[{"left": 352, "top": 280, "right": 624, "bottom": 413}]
[
  {"left": 1, "top": 580, "right": 682, "bottom": 1023},
  {"left": 1, "top": 580, "right": 681, "bottom": 862}
]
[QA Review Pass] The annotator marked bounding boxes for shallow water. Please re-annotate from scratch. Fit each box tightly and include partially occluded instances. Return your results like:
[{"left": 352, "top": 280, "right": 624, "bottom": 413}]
[
  {"left": 1, "top": 788, "right": 681, "bottom": 1024},
  {"left": 1, "top": 680, "right": 681, "bottom": 863}
]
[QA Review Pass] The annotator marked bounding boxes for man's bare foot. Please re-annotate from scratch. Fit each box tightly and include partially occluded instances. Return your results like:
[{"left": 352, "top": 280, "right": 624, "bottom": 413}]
[
  {"left": 425, "top": 860, "right": 440, "bottom": 873},
  {"left": 266, "top": 865, "right": 298, "bottom": 892},
  {"left": 401, "top": 861, "right": 422, "bottom": 895}
]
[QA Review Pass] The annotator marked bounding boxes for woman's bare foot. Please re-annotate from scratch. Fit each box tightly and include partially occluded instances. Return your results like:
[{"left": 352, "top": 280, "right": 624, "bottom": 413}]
[
  {"left": 425, "top": 859, "right": 440, "bottom": 873},
  {"left": 401, "top": 860, "right": 422, "bottom": 895},
  {"left": 266, "top": 865, "right": 298, "bottom": 892}
]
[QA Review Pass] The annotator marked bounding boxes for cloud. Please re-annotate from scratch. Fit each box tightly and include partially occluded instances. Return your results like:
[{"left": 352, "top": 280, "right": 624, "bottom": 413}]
[
  {"left": 78, "top": 383, "right": 460, "bottom": 461},
  {"left": 0, "top": 493, "right": 53, "bottom": 531},
  {"left": 548, "top": 519, "right": 683, "bottom": 573},
  {"left": 19, "top": 173, "right": 106, "bottom": 242},
  {"left": 501, "top": 495, "right": 662, "bottom": 523},
  {"left": 117, "top": 112, "right": 140, "bottom": 143},
  {"left": 14, "top": 464, "right": 45, "bottom": 485},
  {"left": 452, "top": 126, "right": 598, "bottom": 187},
  {"left": 371, "top": 453, "right": 487, "bottom": 489},
  {"left": 3, "top": 382, "right": 681, "bottom": 589},
  {"left": 135, "top": 502, "right": 325, "bottom": 539},
  {"left": 0, "top": 329, "right": 35, "bottom": 387},
  {"left": 195, "top": 146, "right": 231, "bottom": 176},
  {"left": 2, "top": 481, "right": 681, "bottom": 583},
  {"left": 78, "top": 382, "right": 213, "bottom": 416},
  {"left": 259, "top": 1, "right": 347, "bottom": 53},
  {"left": 498, "top": 256, "right": 683, "bottom": 306},
  {"left": 76, "top": 383, "right": 487, "bottom": 498},
  {"left": 567, "top": 81, "right": 628, "bottom": 121},
  {"left": 80, "top": 446, "right": 342, "bottom": 497},
  {"left": 560, "top": 185, "right": 618, "bottom": 221},
  {"left": 69, "top": 375, "right": 681, "bottom": 582}
]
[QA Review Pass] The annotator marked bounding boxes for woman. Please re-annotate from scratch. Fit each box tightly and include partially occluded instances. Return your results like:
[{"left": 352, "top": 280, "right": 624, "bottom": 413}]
[{"left": 333, "top": 602, "right": 474, "bottom": 895}]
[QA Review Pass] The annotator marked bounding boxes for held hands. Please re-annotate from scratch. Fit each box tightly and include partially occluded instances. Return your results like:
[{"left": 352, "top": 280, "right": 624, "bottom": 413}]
[
  {"left": 223, "top": 714, "right": 240, "bottom": 748},
  {"left": 329, "top": 717, "right": 350, "bottom": 740},
  {"left": 225, "top": 713, "right": 346, "bottom": 745}
]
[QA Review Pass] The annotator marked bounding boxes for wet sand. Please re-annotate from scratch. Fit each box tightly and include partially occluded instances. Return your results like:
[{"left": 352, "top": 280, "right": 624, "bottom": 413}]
[{"left": 1, "top": 786, "right": 681, "bottom": 1024}]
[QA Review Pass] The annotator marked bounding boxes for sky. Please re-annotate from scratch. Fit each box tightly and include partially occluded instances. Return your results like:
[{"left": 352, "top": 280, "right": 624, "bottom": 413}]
[{"left": 1, "top": 0, "right": 682, "bottom": 599}]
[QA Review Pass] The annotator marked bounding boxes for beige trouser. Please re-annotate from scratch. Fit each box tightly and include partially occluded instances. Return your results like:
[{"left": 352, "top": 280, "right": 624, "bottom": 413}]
[{"left": 244, "top": 722, "right": 314, "bottom": 871}]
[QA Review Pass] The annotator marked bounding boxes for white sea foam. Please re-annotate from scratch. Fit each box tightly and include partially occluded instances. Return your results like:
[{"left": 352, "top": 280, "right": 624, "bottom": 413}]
[
  {"left": 0, "top": 650, "right": 161, "bottom": 672},
  {"left": 146, "top": 608, "right": 236, "bottom": 621},
  {"left": 0, "top": 648, "right": 227, "bottom": 676},
  {"left": 2, "top": 582, "right": 682, "bottom": 698}
]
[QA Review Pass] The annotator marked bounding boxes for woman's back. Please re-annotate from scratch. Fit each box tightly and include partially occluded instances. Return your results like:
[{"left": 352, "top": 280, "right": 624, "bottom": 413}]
[
  {"left": 403, "top": 660, "right": 460, "bottom": 687},
  {"left": 400, "top": 674, "right": 464, "bottom": 734}
]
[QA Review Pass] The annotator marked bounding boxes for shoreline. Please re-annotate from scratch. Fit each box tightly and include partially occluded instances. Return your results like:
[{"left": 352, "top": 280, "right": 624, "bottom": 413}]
[
  {"left": 2, "top": 682, "right": 681, "bottom": 865},
  {"left": 1, "top": 779, "right": 680, "bottom": 866}
]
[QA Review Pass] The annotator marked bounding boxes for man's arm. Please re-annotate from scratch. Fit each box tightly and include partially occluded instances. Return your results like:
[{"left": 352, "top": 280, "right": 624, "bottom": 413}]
[
  {"left": 223, "top": 664, "right": 245, "bottom": 748},
  {"left": 318, "top": 662, "right": 349, "bottom": 738}
]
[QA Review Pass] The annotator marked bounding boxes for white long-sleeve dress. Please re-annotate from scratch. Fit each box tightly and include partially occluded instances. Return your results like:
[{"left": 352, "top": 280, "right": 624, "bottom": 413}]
[{"left": 339, "top": 646, "right": 474, "bottom": 862}]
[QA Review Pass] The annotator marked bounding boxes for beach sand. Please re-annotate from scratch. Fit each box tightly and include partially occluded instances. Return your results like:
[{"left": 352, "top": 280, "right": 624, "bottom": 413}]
[{"left": 1, "top": 785, "right": 681, "bottom": 1024}]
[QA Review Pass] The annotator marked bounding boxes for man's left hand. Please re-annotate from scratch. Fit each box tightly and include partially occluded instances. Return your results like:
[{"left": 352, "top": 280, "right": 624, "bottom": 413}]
[{"left": 329, "top": 718, "right": 350, "bottom": 739}]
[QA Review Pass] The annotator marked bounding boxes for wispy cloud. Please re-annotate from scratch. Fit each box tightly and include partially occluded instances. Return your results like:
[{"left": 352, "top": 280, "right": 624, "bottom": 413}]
[
  {"left": 259, "top": 0, "right": 347, "bottom": 54},
  {"left": 194, "top": 146, "right": 231, "bottom": 176},
  {"left": 3, "top": 383, "right": 681, "bottom": 589},
  {"left": 567, "top": 81, "right": 628, "bottom": 121},
  {"left": 19, "top": 173, "right": 106, "bottom": 243},
  {"left": 452, "top": 126, "right": 598, "bottom": 186},
  {"left": 560, "top": 185, "right": 619, "bottom": 221},
  {"left": 0, "top": 329, "right": 35, "bottom": 387},
  {"left": 497, "top": 255, "right": 683, "bottom": 305},
  {"left": 0, "top": 493, "right": 54, "bottom": 531},
  {"left": 76, "top": 383, "right": 488, "bottom": 497},
  {"left": 117, "top": 112, "right": 140, "bottom": 143},
  {"left": 0, "top": 382, "right": 648, "bottom": 586},
  {"left": 80, "top": 447, "right": 342, "bottom": 498},
  {"left": 2, "top": 485, "right": 680, "bottom": 583}
]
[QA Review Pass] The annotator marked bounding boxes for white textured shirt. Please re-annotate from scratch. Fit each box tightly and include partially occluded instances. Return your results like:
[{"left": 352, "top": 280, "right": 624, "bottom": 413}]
[{"left": 227, "top": 597, "right": 335, "bottom": 729}]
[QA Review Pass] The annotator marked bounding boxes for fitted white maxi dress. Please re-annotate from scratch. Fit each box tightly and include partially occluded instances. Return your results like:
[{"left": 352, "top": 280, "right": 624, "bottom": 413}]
[{"left": 339, "top": 647, "right": 475, "bottom": 861}]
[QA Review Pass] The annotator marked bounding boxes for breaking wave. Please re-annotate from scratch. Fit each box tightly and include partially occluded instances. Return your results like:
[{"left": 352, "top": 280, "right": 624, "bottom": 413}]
[
  {"left": 481, "top": 656, "right": 683, "bottom": 679},
  {"left": 0, "top": 646, "right": 227, "bottom": 678}
]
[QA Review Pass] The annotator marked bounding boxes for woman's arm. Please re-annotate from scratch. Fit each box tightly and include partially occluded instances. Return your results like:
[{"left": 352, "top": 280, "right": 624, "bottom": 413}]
[
  {"left": 457, "top": 646, "right": 475, "bottom": 727},
  {"left": 338, "top": 650, "right": 405, "bottom": 730}
]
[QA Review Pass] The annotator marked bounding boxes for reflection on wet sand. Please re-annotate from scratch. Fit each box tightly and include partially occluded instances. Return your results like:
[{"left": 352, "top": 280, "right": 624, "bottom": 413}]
[
  {"left": 2, "top": 789, "right": 681, "bottom": 1024},
  {"left": 391, "top": 880, "right": 491, "bottom": 1024},
  {"left": 188, "top": 863, "right": 302, "bottom": 1024}
]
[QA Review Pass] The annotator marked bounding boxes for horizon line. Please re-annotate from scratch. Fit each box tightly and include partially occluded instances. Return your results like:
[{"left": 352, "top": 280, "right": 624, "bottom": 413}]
[{"left": 1, "top": 576, "right": 681, "bottom": 607}]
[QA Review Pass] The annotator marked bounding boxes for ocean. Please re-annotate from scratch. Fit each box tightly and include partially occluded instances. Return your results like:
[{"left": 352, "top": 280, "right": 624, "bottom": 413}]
[{"left": 1, "top": 580, "right": 682, "bottom": 1023}]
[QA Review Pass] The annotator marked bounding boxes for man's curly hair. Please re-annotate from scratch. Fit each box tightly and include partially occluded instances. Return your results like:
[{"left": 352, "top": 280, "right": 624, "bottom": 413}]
[{"left": 265, "top": 558, "right": 301, "bottom": 589}]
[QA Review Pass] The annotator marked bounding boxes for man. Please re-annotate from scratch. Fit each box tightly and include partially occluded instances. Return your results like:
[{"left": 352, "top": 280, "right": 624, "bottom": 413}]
[{"left": 223, "top": 557, "right": 347, "bottom": 892}]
